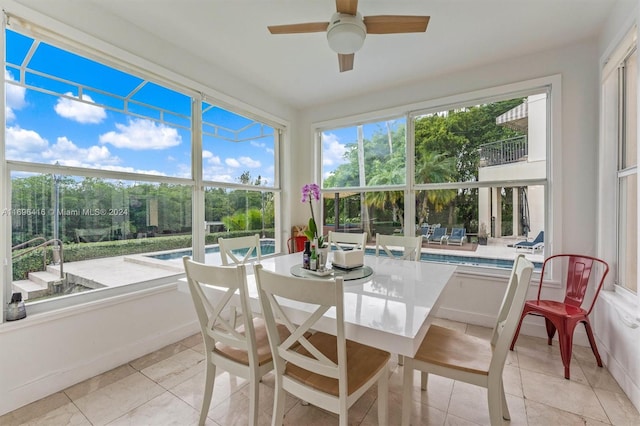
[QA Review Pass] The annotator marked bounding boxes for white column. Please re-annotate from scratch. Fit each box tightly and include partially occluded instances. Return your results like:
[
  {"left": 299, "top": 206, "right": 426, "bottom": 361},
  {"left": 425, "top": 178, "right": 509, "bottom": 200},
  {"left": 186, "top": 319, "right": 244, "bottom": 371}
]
[{"left": 513, "top": 188, "right": 519, "bottom": 237}]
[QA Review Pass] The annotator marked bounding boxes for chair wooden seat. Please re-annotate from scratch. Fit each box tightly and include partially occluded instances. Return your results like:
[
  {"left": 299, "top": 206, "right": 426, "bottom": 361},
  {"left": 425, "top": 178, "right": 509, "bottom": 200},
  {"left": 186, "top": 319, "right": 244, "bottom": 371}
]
[
  {"left": 183, "top": 258, "right": 275, "bottom": 426},
  {"left": 285, "top": 331, "right": 390, "bottom": 396},
  {"left": 402, "top": 255, "right": 534, "bottom": 426},
  {"left": 255, "top": 264, "right": 390, "bottom": 426},
  {"left": 215, "top": 319, "right": 290, "bottom": 366},
  {"left": 413, "top": 324, "right": 492, "bottom": 376}
]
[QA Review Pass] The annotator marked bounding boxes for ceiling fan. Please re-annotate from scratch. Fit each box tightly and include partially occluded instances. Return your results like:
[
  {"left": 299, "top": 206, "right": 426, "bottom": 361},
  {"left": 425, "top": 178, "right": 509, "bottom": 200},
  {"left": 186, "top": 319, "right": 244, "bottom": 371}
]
[{"left": 268, "top": 0, "right": 430, "bottom": 72}]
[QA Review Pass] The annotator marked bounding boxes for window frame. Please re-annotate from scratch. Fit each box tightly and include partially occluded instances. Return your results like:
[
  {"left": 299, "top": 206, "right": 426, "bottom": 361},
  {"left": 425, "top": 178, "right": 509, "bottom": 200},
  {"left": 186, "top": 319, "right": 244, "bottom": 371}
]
[
  {"left": 315, "top": 76, "right": 560, "bottom": 277},
  {"left": 1, "top": 15, "right": 286, "bottom": 318},
  {"left": 599, "top": 23, "right": 640, "bottom": 322}
]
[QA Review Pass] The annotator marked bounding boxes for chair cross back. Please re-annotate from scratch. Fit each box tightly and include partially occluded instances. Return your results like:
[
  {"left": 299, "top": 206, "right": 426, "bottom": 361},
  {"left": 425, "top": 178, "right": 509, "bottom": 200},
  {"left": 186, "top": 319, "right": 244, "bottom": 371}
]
[
  {"left": 263, "top": 277, "right": 339, "bottom": 378},
  {"left": 183, "top": 257, "right": 277, "bottom": 426},
  {"left": 185, "top": 260, "right": 254, "bottom": 351},
  {"left": 218, "top": 234, "right": 261, "bottom": 265},
  {"left": 255, "top": 264, "right": 390, "bottom": 426},
  {"left": 375, "top": 233, "right": 422, "bottom": 261},
  {"left": 328, "top": 231, "right": 367, "bottom": 251}
]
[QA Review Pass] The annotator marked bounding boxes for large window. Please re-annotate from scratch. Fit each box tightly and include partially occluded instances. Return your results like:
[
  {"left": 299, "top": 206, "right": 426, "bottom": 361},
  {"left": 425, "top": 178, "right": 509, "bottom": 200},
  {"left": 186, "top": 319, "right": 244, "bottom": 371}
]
[
  {"left": 3, "top": 23, "right": 282, "bottom": 308},
  {"left": 320, "top": 91, "right": 548, "bottom": 269},
  {"left": 603, "top": 28, "right": 638, "bottom": 293}
]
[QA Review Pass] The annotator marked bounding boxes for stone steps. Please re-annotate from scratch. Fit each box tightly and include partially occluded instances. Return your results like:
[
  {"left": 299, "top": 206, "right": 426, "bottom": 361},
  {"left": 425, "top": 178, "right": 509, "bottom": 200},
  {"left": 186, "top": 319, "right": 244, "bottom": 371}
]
[{"left": 12, "top": 270, "right": 64, "bottom": 300}]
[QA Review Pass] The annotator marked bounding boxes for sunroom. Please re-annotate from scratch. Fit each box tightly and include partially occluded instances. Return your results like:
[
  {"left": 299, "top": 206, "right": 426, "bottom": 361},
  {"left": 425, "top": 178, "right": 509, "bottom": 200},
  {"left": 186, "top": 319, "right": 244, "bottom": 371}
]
[{"left": 0, "top": 0, "right": 639, "bottom": 424}]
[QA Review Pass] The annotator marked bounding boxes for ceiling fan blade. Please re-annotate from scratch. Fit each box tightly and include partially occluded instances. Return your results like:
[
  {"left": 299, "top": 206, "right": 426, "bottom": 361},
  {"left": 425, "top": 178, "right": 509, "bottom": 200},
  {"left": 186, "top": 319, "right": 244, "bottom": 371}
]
[
  {"left": 338, "top": 53, "right": 354, "bottom": 72},
  {"left": 363, "top": 15, "right": 430, "bottom": 34},
  {"left": 268, "top": 22, "right": 329, "bottom": 34},
  {"left": 336, "top": 0, "right": 358, "bottom": 15}
]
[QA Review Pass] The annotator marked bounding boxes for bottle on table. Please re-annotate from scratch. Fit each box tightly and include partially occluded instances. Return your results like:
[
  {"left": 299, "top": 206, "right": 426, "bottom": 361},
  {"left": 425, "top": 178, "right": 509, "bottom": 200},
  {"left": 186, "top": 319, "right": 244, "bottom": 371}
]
[
  {"left": 302, "top": 240, "right": 311, "bottom": 269},
  {"left": 310, "top": 244, "right": 317, "bottom": 270}
]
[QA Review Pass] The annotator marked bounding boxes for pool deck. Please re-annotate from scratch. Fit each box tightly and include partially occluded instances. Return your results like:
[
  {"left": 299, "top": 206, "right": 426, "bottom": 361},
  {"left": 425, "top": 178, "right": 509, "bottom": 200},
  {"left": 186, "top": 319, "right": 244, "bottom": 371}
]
[{"left": 38, "top": 235, "right": 542, "bottom": 293}]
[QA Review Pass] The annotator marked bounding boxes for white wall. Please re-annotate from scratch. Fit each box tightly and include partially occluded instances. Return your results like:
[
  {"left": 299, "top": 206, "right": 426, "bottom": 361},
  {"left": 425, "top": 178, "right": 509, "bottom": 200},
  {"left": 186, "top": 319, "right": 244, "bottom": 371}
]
[
  {"left": 0, "top": 283, "right": 199, "bottom": 415},
  {"left": 594, "top": 0, "right": 640, "bottom": 413}
]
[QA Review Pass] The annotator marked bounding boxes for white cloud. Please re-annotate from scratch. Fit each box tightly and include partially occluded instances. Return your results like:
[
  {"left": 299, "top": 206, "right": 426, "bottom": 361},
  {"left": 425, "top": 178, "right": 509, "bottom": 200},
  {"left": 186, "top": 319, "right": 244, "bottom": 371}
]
[
  {"left": 203, "top": 150, "right": 222, "bottom": 166},
  {"left": 225, "top": 158, "right": 240, "bottom": 168},
  {"left": 5, "top": 126, "right": 49, "bottom": 161},
  {"left": 54, "top": 92, "right": 106, "bottom": 124},
  {"left": 42, "top": 136, "right": 119, "bottom": 166},
  {"left": 238, "top": 156, "right": 261, "bottom": 168},
  {"left": 5, "top": 127, "right": 133, "bottom": 172},
  {"left": 322, "top": 132, "right": 348, "bottom": 167},
  {"left": 204, "top": 172, "right": 234, "bottom": 182},
  {"left": 100, "top": 118, "right": 181, "bottom": 150},
  {"left": 5, "top": 70, "right": 26, "bottom": 122},
  {"left": 250, "top": 140, "right": 274, "bottom": 155}
]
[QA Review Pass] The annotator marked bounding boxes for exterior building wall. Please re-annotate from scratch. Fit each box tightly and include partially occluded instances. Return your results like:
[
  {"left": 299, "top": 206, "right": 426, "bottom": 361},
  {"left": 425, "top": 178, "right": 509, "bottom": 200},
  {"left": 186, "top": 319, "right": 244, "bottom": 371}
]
[{"left": 477, "top": 93, "right": 547, "bottom": 237}]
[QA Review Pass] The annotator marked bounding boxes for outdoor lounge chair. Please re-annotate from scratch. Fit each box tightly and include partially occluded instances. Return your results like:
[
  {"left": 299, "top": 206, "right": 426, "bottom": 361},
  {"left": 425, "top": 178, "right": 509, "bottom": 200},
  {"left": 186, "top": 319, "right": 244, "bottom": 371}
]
[
  {"left": 514, "top": 231, "right": 544, "bottom": 253},
  {"left": 447, "top": 228, "right": 466, "bottom": 246},
  {"left": 426, "top": 227, "right": 448, "bottom": 244}
]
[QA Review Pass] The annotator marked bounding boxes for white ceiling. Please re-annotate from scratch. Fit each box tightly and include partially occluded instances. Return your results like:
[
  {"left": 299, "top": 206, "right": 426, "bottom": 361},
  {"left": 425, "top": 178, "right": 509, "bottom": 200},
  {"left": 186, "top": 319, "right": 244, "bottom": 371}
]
[{"left": 14, "top": 0, "right": 629, "bottom": 109}]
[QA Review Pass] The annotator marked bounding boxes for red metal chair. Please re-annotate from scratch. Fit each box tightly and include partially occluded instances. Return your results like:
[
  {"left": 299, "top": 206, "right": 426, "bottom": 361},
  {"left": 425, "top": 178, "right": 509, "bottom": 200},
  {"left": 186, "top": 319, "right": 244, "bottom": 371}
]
[
  {"left": 287, "top": 235, "right": 307, "bottom": 253},
  {"left": 510, "top": 254, "right": 609, "bottom": 379}
]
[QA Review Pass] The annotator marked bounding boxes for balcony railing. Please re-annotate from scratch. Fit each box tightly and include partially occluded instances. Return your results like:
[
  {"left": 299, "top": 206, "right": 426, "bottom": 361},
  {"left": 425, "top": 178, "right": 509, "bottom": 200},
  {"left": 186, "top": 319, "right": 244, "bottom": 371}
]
[{"left": 478, "top": 136, "right": 528, "bottom": 167}]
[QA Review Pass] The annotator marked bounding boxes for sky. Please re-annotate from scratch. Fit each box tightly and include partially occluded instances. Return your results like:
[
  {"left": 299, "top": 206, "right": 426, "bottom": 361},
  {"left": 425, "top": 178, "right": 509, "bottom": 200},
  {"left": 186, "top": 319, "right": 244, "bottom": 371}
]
[
  {"left": 4, "top": 29, "right": 276, "bottom": 186},
  {"left": 321, "top": 119, "right": 403, "bottom": 180}
]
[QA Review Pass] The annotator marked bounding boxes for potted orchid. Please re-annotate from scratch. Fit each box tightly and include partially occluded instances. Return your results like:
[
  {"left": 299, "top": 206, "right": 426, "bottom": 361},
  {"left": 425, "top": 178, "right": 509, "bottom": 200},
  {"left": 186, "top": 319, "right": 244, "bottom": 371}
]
[{"left": 301, "top": 183, "right": 327, "bottom": 249}]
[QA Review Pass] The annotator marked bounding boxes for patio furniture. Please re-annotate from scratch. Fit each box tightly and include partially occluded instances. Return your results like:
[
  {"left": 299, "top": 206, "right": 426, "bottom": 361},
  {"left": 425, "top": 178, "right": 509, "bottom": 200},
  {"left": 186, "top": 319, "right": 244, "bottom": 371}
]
[
  {"left": 218, "top": 234, "right": 262, "bottom": 265},
  {"left": 510, "top": 254, "right": 609, "bottom": 379},
  {"left": 182, "top": 258, "right": 289, "bottom": 426},
  {"left": 327, "top": 230, "right": 367, "bottom": 251},
  {"left": 401, "top": 255, "right": 534, "bottom": 426},
  {"left": 375, "top": 233, "right": 422, "bottom": 261},
  {"left": 514, "top": 231, "right": 544, "bottom": 253},
  {"left": 254, "top": 264, "right": 390, "bottom": 426},
  {"left": 447, "top": 228, "right": 466, "bottom": 246},
  {"left": 426, "top": 227, "right": 448, "bottom": 244}
]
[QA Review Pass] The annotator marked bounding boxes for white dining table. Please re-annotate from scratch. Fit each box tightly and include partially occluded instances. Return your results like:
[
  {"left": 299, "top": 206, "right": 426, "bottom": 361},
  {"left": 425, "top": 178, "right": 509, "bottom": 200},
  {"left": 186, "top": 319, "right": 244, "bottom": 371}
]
[{"left": 244, "top": 252, "right": 457, "bottom": 357}]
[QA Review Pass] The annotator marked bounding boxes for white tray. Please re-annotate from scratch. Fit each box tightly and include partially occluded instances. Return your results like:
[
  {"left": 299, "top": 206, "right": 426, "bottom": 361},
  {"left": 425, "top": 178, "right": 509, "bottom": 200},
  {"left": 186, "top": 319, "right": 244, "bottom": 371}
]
[{"left": 305, "top": 268, "right": 333, "bottom": 277}]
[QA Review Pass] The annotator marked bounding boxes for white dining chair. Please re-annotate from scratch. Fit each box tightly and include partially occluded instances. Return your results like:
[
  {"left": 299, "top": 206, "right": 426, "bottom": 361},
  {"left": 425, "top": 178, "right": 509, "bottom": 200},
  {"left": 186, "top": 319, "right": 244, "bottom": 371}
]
[
  {"left": 218, "top": 233, "right": 261, "bottom": 265},
  {"left": 327, "top": 230, "right": 367, "bottom": 251},
  {"left": 401, "top": 254, "right": 534, "bottom": 426},
  {"left": 254, "top": 264, "right": 390, "bottom": 426},
  {"left": 183, "top": 257, "right": 289, "bottom": 426},
  {"left": 375, "top": 233, "right": 423, "bottom": 261}
]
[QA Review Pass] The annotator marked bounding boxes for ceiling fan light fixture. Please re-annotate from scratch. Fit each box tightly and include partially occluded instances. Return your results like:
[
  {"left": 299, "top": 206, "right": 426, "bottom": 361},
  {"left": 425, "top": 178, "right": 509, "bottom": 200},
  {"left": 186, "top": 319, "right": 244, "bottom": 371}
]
[{"left": 326, "top": 12, "right": 366, "bottom": 54}]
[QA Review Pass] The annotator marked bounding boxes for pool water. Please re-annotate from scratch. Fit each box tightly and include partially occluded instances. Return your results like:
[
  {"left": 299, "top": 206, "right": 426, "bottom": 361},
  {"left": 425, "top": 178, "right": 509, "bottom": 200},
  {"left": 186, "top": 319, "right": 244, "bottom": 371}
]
[
  {"left": 149, "top": 240, "right": 276, "bottom": 261},
  {"left": 147, "top": 241, "right": 540, "bottom": 270}
]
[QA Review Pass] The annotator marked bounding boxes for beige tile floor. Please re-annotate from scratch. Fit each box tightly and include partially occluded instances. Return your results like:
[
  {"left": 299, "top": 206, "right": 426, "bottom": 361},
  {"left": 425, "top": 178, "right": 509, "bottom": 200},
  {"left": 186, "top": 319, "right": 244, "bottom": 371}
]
[{"left": 2, "top": 318, "right": 639, "bottom": 426}]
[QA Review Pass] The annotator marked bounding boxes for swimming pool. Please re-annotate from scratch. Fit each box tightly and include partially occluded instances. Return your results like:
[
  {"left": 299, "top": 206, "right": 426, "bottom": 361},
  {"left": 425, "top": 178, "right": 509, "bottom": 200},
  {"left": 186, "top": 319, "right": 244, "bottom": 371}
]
[
  {"left": 147, "top": 242, "right": 540, "bottom": 270},
  {"left": 148, "top": 240, "right": 276, "bottom": 261}
]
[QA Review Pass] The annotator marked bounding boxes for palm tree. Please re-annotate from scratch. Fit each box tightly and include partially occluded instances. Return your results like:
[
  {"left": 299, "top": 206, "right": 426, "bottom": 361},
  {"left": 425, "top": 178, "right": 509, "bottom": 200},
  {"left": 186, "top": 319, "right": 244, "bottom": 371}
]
[
  {"left": 415, "top": 151, "right": 457, "bottom": 226},
  {"left": 366, "top": 157, "right": 405, "bottom": 229}
]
